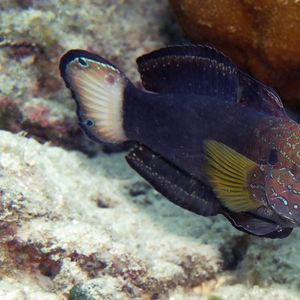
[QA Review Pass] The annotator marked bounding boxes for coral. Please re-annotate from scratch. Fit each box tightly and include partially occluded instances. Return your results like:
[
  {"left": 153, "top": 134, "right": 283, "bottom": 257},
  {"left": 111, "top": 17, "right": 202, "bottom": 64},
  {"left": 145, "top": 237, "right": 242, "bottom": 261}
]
[{"left": 169, "top": 0, "right": 300, "bottom": 110}]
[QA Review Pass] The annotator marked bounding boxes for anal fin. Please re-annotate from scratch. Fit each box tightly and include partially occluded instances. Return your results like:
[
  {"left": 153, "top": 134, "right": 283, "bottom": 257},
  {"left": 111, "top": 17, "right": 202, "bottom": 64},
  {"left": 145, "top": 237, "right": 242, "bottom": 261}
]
[{"left": 126, "top": 144, "right": 221, "bottom": 216}]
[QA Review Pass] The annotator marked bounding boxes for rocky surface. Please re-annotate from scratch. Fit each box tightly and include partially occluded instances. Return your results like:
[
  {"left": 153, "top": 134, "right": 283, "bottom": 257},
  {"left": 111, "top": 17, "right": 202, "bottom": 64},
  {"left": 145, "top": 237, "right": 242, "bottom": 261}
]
[
  {"left": 169, "top": 0, "right": 300, "bottom": 110},
  {"left": 0, "top": 130, "right": 223, "bottom": 299}
]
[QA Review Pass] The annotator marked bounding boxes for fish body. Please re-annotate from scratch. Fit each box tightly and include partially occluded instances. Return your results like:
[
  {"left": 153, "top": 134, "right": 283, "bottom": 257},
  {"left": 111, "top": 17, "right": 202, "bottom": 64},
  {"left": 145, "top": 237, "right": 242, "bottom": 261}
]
[
  {"left": 124, "top": 89, "right": 276, "bottom": 180},
  {"left": 60, "top": 45, "right": 300, "bottom": 238}
]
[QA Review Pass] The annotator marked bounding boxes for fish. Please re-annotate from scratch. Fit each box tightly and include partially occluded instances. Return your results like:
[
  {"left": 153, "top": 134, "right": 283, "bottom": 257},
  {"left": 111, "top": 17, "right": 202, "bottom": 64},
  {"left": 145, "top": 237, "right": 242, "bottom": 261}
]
[{"left": 59, "top": 45, "right": 300, "bottom": 239}]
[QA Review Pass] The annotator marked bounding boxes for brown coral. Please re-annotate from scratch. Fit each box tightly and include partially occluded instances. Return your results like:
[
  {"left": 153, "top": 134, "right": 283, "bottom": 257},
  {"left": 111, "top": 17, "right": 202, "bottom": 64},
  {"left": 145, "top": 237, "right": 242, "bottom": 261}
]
[{"left": 169, "top": 0, "right": 300, "bottom": 109}]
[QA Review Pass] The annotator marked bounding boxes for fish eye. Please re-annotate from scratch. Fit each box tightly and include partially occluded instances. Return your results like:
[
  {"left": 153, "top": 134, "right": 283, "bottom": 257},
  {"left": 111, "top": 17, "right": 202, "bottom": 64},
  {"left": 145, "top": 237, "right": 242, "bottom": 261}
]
[
  {"left": 268, "top": 149, "right": 278, "bottom": 165},
  {"left": 77, "top": 57, "right": 88, "bottom": 67},
  {"left": 84, "top": 119, "right": 95, "bottom": 127}
]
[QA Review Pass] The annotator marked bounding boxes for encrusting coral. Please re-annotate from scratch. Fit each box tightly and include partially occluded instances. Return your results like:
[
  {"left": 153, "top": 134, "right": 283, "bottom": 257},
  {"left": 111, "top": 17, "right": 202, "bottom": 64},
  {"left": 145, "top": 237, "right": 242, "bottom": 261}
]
[{"left": 169, "top": 0, "right": 300, "bottom": 110}]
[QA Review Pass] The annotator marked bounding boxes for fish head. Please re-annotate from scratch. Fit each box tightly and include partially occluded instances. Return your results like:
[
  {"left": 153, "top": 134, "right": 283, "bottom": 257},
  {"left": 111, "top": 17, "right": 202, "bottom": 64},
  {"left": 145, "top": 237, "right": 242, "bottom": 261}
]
[{"left": 265, "top": 167, "right": 300, "bottom": 224}]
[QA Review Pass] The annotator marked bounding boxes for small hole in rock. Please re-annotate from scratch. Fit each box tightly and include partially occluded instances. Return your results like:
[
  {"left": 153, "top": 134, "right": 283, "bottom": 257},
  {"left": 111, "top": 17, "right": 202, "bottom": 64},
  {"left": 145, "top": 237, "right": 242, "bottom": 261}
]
[
  {"left": 39, "top": 261, "right": 61, "bottom": 279},
  {"left": 220, "top": 235, "right": 250, "bottom": 270},
  {"left": 97, "top": 198, "right": 110, "bottom": 208},
  {"left": 129, "top": 181, "right": 151, "bottom": 197}
]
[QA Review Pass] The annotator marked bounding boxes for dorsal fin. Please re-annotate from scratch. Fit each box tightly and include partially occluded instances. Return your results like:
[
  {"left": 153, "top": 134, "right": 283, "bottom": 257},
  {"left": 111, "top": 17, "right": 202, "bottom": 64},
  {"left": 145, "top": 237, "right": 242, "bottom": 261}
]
[
  {"left": 137, "top": 45, "right": 238, "bottom": 101},
  {"left": 238, "top": 71, "right": 287, "bottom": 118}
]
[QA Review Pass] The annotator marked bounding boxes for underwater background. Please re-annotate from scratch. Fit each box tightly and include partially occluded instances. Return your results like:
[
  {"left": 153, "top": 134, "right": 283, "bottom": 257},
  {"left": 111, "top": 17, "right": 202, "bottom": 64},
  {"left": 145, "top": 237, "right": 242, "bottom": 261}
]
[{"left": 0, "top": 0, "right": 300, "bottom": 299}]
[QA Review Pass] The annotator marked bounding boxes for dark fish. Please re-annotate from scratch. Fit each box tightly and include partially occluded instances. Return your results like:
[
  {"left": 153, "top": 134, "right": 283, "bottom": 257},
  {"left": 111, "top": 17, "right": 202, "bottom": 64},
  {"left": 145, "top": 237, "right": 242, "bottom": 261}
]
[{"left": 60, "top": 45, "right": 300, "bottom": 238}]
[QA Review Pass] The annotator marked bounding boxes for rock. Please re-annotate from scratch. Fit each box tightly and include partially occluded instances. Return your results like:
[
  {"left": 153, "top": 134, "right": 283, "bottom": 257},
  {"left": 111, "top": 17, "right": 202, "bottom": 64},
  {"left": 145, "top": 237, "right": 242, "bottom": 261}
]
[
  {"left": 0, "top": 276, "right": 60, "bottom": 300},
  {"left": 69, "top": 277, "right": 126, "bottom": 300},
  {"left": 169, "top": 0, "right": 300, "bottom": 110},
  {"left": 0, "top": 130, "right": 226, "bottom": 299}
]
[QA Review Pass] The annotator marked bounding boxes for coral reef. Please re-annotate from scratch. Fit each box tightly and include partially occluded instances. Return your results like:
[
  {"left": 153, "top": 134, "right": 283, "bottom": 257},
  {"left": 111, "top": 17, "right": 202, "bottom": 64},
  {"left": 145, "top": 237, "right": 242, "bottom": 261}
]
[{"left": 169, "top": 0, "right": 300, "bottom": 110}]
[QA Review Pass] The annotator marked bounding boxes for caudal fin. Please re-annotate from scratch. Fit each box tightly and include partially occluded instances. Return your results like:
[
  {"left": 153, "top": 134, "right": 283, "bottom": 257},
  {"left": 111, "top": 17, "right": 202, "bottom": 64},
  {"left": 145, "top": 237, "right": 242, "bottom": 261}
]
[{"left": 60, "top": 49, "right": 129, "bottom": 143}]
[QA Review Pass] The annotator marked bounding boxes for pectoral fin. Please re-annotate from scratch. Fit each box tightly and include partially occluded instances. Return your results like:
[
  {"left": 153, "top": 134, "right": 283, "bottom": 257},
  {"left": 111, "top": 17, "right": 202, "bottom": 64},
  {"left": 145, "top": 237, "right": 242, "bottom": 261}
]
[{"left": 204, "top": 140, "right": 261, "bottom": 212}]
